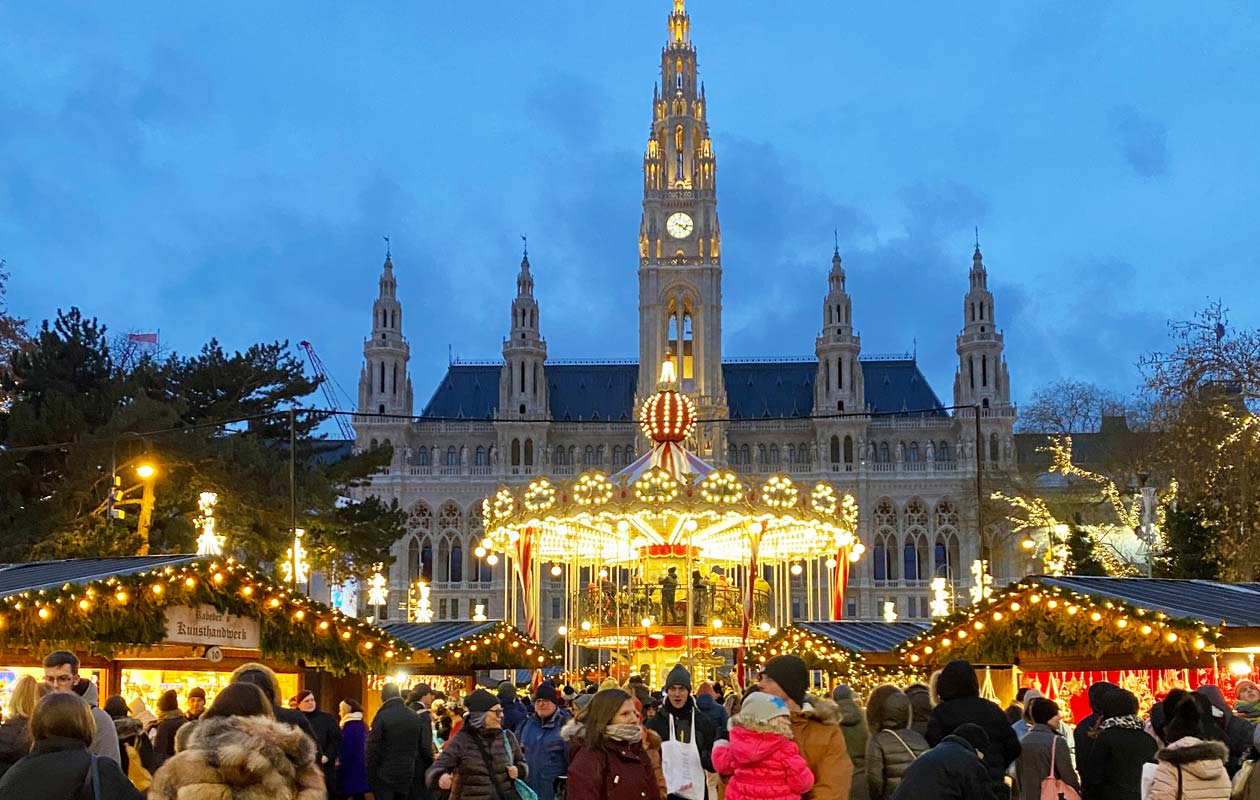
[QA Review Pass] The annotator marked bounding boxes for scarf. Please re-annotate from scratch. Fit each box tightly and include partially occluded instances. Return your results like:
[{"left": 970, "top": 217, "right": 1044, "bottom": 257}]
[
  {"left": 340, "top": 711, "right": 363, "bottom": 726},
  {"left": 1100, "top": 714, "right": 1145, "bottom": 731},
  {"left": 605, "top": 724, "right": 644, "bottom": 743}
]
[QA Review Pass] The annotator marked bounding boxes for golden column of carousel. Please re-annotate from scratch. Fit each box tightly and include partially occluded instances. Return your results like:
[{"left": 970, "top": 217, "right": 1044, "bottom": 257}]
[{"left": 475, "top": 359, "right": 865, "bottom": 686}]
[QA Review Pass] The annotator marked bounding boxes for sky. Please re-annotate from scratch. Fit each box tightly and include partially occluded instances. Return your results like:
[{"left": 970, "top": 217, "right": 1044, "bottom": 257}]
[{"left": 3, "top": 1, "right": 1259, "bottom": 418}]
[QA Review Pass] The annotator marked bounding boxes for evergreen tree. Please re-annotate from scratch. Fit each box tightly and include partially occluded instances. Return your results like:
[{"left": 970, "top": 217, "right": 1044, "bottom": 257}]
[
  {"left": 1065, "top": 525, "right": 1109, "bottom": 576},
  {"left": 1153, "top": 505, "right": 1219, "bottom": 579}
]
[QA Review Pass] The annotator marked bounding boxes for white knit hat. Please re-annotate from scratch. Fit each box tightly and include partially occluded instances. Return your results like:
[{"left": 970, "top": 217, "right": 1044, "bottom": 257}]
[{"left": 737, "top": 692, "right": 791, "bottom": 725}]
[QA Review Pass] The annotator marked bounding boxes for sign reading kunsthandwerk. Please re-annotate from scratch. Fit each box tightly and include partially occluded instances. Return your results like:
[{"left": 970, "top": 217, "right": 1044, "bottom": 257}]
[{"left": 164, "top": 604, "right": 260, "bottom": 649}]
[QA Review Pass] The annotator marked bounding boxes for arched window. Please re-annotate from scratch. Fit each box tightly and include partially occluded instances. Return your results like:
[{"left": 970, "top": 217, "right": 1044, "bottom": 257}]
[
  {"left": 787, "top": 444, "right": 796, "bottom": 464},
  {"left": 436, "top": 537, "right": 450, "bottom": 582},
  {"left": 908, "top": 442, "right": 920, "bottom": 463},
  {"left": 727, "top": 444, "right": 737, "bottom": 464},
  {"left": 740, "top": 444, "right": 750, "bottom": 465},
  {"left": 392, "top": 363, "right": 398, "bottom": 394},
  {"left": 524, "top": 438, "right": 534, "bottom": 466},
  {"left": 449, "top": 539, "right": 463, "bottom": 583},
  {"left": 584, "top": 445, "right": 595, "bottom": 466},
  {"left": 379, "top": 361, "right": 385, "bottom": 393},
  {"left": 936, "top": 441, "right": 951, "bottom": 462},
  {"left": 878, "top": 442, "right": 890, "bottom": 463},
  {"left": 934, "top": 531, "right": 960, "bottom": 576},
  {"left": 407, "top": 537, "right": 421, "bottom": 584},
  {"left": 445, "top": 446, "right": 458, "bottom": 466},
  {"left": 519, "top": 361, "right": 526, "bottom": 395},
  {"left": 829, "top": 436, "right": 840, "bottom": 464},
  {"left": 844, "top": 435, "right": 854, "bottom": 464},
  {"left": 567, "top": 446, "right": 576, "bottom": 465},
  {"left": 904, "top": 532, "right": 929, "bottom": 581},
  {"left": 613, "top": 445, "right": 623, "bottom": 466},
  {"left": 990, "top": 432, "right": 1000, "bottom": 463},
  {"left": 873, "top": 530, "right": 898, "bottom": 582},
  {"left": 510, "top": 439, "right": 521, "bottom": 466},
  {"left": 417, "top": 446, "right": 431, "bottom": 466},
  {"left": 757, "top": 444, "right": 767, "bottom": 465},
  {"left": 475, "top": 446, "right": 487, "bottom": 466},
  {"left": 768, "top": 445, "right": 779, "bottom": 466},
  {"left": 554, "top": 445, "right": 566, "bottom": 465},
  {"left": 596, "top": 445, "right": 605, "bottom": 464},
  {"left": 420, "top": 537, "right": 433, "bottom": 581}
]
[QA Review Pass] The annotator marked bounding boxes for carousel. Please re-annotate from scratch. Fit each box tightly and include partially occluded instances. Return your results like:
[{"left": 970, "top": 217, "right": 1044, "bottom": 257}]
[{"left": 476, "top": 359, "right": 865, "bottom": 686}]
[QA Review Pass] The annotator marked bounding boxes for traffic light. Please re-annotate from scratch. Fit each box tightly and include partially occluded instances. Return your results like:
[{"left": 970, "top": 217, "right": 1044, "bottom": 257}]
[{"left": 107, "top": 475, "right": 125, "bottom": 520}]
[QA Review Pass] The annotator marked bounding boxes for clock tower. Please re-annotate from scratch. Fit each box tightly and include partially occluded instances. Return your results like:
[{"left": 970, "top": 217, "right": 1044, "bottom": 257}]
[{"left": 637, "top": 0, "right": 725, "bottom": 443}]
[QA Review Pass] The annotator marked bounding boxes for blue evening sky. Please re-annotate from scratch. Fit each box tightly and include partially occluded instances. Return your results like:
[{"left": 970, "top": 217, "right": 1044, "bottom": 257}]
[{"left": 3, "top": 1, "right": 1258, "bottom": 418}]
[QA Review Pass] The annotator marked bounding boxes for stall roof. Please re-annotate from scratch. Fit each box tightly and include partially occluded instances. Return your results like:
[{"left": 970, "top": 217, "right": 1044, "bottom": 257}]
[
  {"left": 796, "top": 621, "right": 931, "bottom": 653},
  {"left": 1036, "top": 576, "right": 1260, "bottom": 628},
  {"left": 0, "top": 555, "right": 199, "bottom": 595},
  {"left": 381, "top": 621, "right": 502, "bottom": 651}
]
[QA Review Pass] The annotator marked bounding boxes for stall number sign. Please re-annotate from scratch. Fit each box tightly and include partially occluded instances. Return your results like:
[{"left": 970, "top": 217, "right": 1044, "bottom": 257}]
[{"left": 165, "top": 605, "right": 260, "bottom": 650}]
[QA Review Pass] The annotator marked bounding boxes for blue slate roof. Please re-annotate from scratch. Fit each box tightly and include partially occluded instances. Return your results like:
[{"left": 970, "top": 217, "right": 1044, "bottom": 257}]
[
  {"left": 421, "top": 359, "right": 944, "bottom": 420},
  {"left": 795, "top": 620, "right": 931, "bottom": 653},
  {"left": 380, "top": 620, "right": 501, "bottom": 650},
  {"left": 0, "top": 556, "right": 199, "bottom": 596},
  {"left": 1036, "top": 576, "right": 1260, "bottom": 628}
]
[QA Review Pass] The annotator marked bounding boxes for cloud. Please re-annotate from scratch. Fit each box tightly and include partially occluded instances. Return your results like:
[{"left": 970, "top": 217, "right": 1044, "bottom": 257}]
[{"left": 1111, "top": 106, "right": 1169, "bottom": 177}]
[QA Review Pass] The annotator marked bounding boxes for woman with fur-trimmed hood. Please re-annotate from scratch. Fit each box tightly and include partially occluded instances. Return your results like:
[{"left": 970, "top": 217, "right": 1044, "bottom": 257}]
[
  {"left": 150, "top": 683, "right": 325, "bottom": 800},
  {"left": 1145, "top": 696, "right": 1230, "bottom": 800}
]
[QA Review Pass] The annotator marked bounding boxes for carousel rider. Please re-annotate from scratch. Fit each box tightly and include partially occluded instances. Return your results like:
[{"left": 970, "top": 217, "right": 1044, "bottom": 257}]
[{"left": 659, "top": 567, "right": 680, "bottom": 625}]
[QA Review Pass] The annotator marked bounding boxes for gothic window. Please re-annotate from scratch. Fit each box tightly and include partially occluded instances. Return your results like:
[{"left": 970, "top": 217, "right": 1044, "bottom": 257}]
[
  {"left": 873, "top": 531, "right": 898, "bottom": 582},
  {"left": 934, "top": 530, "right": 960, "bottom": 576},
  {"left": 417, "top": 446, "right": 431, "bottom": 467},
  {"left": 844, "top": 435, "right": 854, "bottom": 464},
  {"left": 379, "top": 361, "right": 385, "bottom": 393},
  {"left": 990, "top": 432, "right": 1000, "bottom": 463},
  {"left": 936, "top": 441, "right": 951, "bottom": 462},
  {"left": 681, "top": 314, "right": 693, "bottom": 380},
  {"left": 525, "top": 438, "right": 534, "bottom": 466},
  {"left": 837, "top": 356, "right": 843, "bottom": 389},
  {"left": 407, "top": 503, "right": 432, "bottom": 534},
  {"left": 584, "top": 446, "right": 595, "bottom": 466},
  {"left": 908, "top": 442, "right": 920, "bottom": 463},
  {"left": 740, "top": 444, "right": 750, "bottom": 465},
  {"left": 873, "top": 497, "right": 898, "bottom": 529},
  {"left": 787, "top": 444, "right": 796, "bottom": 464},
  {"left": 596, "top": 445, "right": 605, "bottom": 464},
  {"left": 982, "top": 355, "right": 988, "bottom": 387},
  {"left": 903, "top": 531, "right": 928, "bottom": 581},
  {"left": 533, "top": 363, "right": 540, "bottom": 396},
  {"left": 727, "top": 445, "right": 737, "bottom": 464},
  {"left": 768, "top": 445, "right": 779, "bottom": 466},
  {"left": 613, "top": 445, "right": 623, "bottom": 466},
  {"left": 879, "top": 442, "right": 890, "bottom": 463},
  {"left": 519, "top": 362, "right": 526, "bottom": 394},
  {"left": 905, "top": 498, "right": 929, "bottom": 529},
  {"left": 439, "top": 502, "right": 462, "bottom": 532},
  {"left": 568, "top": 445, "right": 576, "bottom": 465},
  {"left": 445, "top": 446, "right": 458, "bottom": 466},
  {"left": 407, "top": 537, "right": 421, "bottom": 584},
  {"left": 475, "top": 446, "right": 487, "bottom": 466},
  {"left": 757, "top": 444, "right": 767, "bottom": 465},
  {"left": 799, "top": 442, "right": 810, "bottom": 464},
  {"left": 510, "top": 439, "right": 521, "bottom": 467},
  {"left": 436, "top": 538, "right": 450, "bottom": 582},
  {"left": 554, "top": 445, "right": 566, "bottom": 465},
  {"left": 392, "top": 363, "right": 398, "bottom": 394},
  {"left": 449, "top": 540, "right": 463, "bottom": 583},
  {"left": 420, "top": 538, "right": 433, "bottom": 581}
]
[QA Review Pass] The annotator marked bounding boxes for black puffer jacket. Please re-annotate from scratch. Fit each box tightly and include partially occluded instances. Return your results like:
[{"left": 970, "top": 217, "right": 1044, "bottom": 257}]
[
  {"left": 426, "top": 724, "right": 528, "bottom": 800},
  {"left": 865, "top": 686, "right": 930, "bottom": 800},
  {"left": 925, "top": 661, "right": 1021, "bottom": 799},
  {"left": 368, "top": 696, "right": 423, "bottom": 792},
  {"left": 0, "top": 715, "right": 30, "bottom": 778},
  {"left": 889, "top": 735, "right": 995, "bottom": 800},
  {"left": 0, "top": 735, "right": 144, "bottom": 800}
]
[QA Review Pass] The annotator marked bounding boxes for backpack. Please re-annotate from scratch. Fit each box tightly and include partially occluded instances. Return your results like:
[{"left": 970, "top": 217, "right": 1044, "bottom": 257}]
[{"left": 125, "top": 743, "right": 153, "bottom": 791}]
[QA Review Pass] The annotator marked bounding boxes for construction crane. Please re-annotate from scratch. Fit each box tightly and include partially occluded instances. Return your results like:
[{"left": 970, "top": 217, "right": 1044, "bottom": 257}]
[{"left": 298, "top": 340, "right": 357, "bottom": 440}]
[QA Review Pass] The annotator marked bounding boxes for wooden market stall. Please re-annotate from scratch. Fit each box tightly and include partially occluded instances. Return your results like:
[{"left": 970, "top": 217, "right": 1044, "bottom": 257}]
[
  {"left": 749, "top": 620, "right": 930, "bottom": 695},
  {"left": 895, "top": 575, "right": 1260, "bottom": 720},
  {"left": 0, "top": 555, "right": 408, "bottom": 714}
]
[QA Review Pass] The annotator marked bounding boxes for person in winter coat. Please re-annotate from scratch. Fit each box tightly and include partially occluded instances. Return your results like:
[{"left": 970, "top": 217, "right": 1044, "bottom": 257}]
[
  {"left": 228, "top": 662, "right": 318, "bottom": 742},
  {"left": 337, "top": 699, "right": 370, "bottom": 800},
  {"left": 890, "top": 722, "right": 996, "bottom": 800},
  {"left": 1195, "top": 684, "right": 1255, "bottom": 775},
  {"left": 1235, "top": 680, "right": 1260, "bottom": 724},
  {"left": 1146, "top": 697, "right": 1231, "bottom": 800},
  {"left": 646, "top": 663, "right": 722, "bottom": 798},
  {"left": 711, "top": 691, "right": 813, "bottom": 800},
  {"left": 368, "top": 683, "right": 423, "bottom": 800},
  {"left": 1072, "top": 681, "right": 1119, "bottom": 765},
  {"left": 296, "top": 689, "right": 340, "bottom": 794},
  {"left": 1077, "top": 687, "right": 1157, "bottom": 800},
  {"left": 149, "top": 682, "right": 325, "bottom": 800},
  {"left": 500, "top": 681, "right": 530, "bottom": 734},
  {"left": 1150, "top": 688, "right": 1191, "bottom": 745},
  {"left": 186, "top": 687, "right": 207, "bottom": 721},
  {"left": 864, "top": 685, "right": 930, "bottom": 800},
  {"left": 565, "top": 688, "right": 661, "bottom": 800},
  {"left": 41, "top": 650, "right": 121, "bottom": 765},
  {"left": 757, "top": 655, "right": 853, "bottom": 800},
  {"left": 515, "top": 681, "right": 571, "bottom": 800},
  {"left": 1012, "top": 698, "right": 1080, "bottom": 800},
  {"left": 903, "top": 683, "right": 932, "bottom": 739},
  {"left": 925, "top": 660, "right": 1020, "bottom": 800},
  {"left": 832, "top": 685, "right": 869, "bottom": 800},
  {"left": 426, "top": 688, "right": 528, "bottom": 800},
  {"left": 0, "top": 692, "right": 143, "bottom": 800},
  {"left": 0, "top": 675, "right": 42, "bottom": 778},
  {"left": 152, "top": 688, "right": 188, "bottom": 765},
  {"left": 1005, "top": 688, "right": 1031, "bottom": 726},
  {"left": 695, "top": 681, "right": 730, "bottom": 735}
]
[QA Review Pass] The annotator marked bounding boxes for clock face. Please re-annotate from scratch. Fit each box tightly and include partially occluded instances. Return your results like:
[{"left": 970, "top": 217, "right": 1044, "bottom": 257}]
[{"left": 666, "top": 212, "right": 694, "bottom": 239}]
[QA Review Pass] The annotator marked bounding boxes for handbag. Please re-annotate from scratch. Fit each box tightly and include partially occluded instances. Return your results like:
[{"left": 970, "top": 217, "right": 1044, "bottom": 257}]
[
  {"left": 1040, "top": 736, "right": 1080, "bottom": 800},
  {"left": 502, "top": 731, "right": 540, "bottom": 800},
  {"left": 660, "top": 712, "right": 705, "bottom": 800},
  {"left": 1232, "top": 758, "right": 1257, "bottom": 800}
]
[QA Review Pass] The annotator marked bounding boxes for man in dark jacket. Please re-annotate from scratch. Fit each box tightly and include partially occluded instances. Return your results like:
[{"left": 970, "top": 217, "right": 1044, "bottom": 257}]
[
  {"left": 891, "top": 723, "right": 996, "bottom": 800},
  {"left": 646, "top": 664, "right": 721, "bottom": 798},
  {"left": 925, "top": 660, "right": 1020, "bottom": 800},
  {"left": 1196, "top": 684, "right": 1255, "bottom": 774},
  {"left": 1072, "top": 680, "right": 1118, "bottom": 767},
  {"left": 499, "top": 681, "right": 529, "bottom": 733},
  {"left": 904, "top": 683, "right": 932, "bottom": 738},
  {"left": 1078, "top": 687, "right": 1157, "bottom": 800},
  {"left": 408, "top": 683, "right": 438, "bottom": 800},
  {"left": 515, "top": 682, "right": 571, "bottom": 800},
  {"left": 368, "top": 682, "right": 423, "bottom": 800}
]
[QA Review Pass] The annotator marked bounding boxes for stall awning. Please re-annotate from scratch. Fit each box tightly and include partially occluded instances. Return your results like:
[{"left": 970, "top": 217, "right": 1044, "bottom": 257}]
[
  {"left": 0, "top": 556, "right": 408, "bottom": 675},
  {"left": 795, "top": 621, "right": 930, "bottom": 654},
  {"left": 1034, "top": 577, "right": 1260, "bottom": 628},
  {"left": 381, "top": 620, "right": 559, "bottom": 673},
  {"left": 749, "top": 621, "right": 932, "bottom": 689}
]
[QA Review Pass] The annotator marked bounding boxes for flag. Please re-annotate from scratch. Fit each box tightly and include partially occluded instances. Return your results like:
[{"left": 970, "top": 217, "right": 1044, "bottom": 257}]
[{"left": 128, "top": 332, "right": 159, "bottom": 345}]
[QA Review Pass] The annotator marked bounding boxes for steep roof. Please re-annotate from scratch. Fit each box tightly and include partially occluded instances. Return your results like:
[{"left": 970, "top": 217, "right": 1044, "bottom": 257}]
[
  {"left": 420, "top": 359, "right": 945, "bottom": 421},
  {"left": 0, "top": 556, "right": 199, "bottom": 596},
  {"left": 1036, "top": 576, "right": 1260, "bottom": 628},
  {"left": 796, "top": 620, "right": 931, "bottom": 653}
]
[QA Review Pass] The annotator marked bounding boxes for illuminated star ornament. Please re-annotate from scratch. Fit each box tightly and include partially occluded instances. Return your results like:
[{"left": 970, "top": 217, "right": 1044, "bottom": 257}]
[
  {"left": 282, "top": 528, "right": 310, "bottom": 585},
  {"left": 367, "top": 565, "right": 389, "bottom": 607},
  {"left": 194, "top": 491, "right": 225, "bottom": 556}
]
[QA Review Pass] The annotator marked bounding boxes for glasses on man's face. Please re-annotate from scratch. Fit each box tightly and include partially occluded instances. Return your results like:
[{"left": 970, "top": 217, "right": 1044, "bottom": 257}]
[
  {"left": 45, "top": 675, "right": 76, "bottom": 686},
  {"left": 489, "top": 708, "right": 504, "bottom": 715}
]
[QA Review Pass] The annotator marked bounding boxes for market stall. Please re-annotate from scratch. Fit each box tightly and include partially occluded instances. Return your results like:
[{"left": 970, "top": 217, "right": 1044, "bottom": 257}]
[
  {"left": 0, "top": 555, "right": 408, "bottom": 713},
  {"left": 750, "top": 620, "right": 929, "bottom": 696},
  {"left": 896, "top": 575, "right": 1260, "bottom": 718}
]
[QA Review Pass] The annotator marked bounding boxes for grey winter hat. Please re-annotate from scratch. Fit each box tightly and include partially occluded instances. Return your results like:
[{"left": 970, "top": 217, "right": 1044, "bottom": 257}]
[{"left": 664, "top": 663, "right": 692, "bottom": 692}]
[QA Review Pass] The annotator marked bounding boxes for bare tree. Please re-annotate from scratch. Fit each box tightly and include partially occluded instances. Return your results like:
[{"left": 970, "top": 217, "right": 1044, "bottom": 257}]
[{"left": 1017, "top": 379, "right": 1127, "bottom": 434}]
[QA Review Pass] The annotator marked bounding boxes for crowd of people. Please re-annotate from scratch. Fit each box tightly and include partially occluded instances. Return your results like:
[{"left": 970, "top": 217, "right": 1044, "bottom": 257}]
[{"left": 3, "top": 649, "right": 1260, "bottom": 800}]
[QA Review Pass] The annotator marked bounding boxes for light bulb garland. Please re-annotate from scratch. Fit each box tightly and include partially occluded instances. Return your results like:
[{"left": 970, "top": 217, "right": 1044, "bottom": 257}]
[
  {"left": 427, "top": 621, "right": 562, "bottom": 669},
  {"left": 0, "top": 558, "right": 408, "bottom": 674},
  {"left": 748, "top": 625, "right": 929, "bottom": 696}
]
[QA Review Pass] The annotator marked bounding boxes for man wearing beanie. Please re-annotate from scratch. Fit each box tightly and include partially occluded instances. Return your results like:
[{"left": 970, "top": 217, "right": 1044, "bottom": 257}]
[
  {"left": 368, "top": 682, "right": 424, "bottom": 800},
  {"left": 1013, "top": 698, "right": 1079, "bottom": 800},
  {"left": 924, "top": 660, "right": 1021, "bottom": 799},
  {"left": 185, "top": 687, "right": 206, "bottom": 720},
  {"left": 646, "top": 663, "right": 722, "bottom": 799},
  {"left": 514, "top": 682, "right": 570, "bottom": 800},
  {"left": 757, "top": 655, "right": 852, "bottom": 800},
  {"left": 891, "top": 723, "right": 992, "bottom": 799},
  {"left": 498, "top": 679, "right": 529, "bottom": 732}
]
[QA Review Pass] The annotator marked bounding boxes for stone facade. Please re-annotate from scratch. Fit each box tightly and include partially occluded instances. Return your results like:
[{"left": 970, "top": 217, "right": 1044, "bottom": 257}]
[{"left": 348, "top": 1, "right": 1018, "bottom": 646}]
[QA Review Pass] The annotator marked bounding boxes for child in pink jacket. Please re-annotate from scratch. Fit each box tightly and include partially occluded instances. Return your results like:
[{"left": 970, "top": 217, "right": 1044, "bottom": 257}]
[{"left": 712, "top": 691, "right": 815, "bottom": 800}]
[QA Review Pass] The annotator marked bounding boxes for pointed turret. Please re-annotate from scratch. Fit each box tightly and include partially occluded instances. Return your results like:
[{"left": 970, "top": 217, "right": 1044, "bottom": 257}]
[
  {"left": 358, "top": 246, "right": 412, "bottom": 417},
  {"left": 814, "top": 243, "right": 864, "bottom": 415},
  {"left": 500, "top": 242, "right": 548, "bottom": 419},
  {"left": 953, "top": 239, "right": 1014, "bottom": 463}
]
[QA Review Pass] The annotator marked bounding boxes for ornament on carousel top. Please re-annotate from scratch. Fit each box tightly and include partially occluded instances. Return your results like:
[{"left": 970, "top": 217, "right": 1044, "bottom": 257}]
[{"left": 640, "top": 356, "right": 696, "bottom": 444}]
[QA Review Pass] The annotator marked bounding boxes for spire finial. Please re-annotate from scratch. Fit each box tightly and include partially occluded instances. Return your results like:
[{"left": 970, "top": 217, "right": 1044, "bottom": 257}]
[
  {"left": 384, "top": 234, "right": 391, "bottom": 260},
  {"left": 974, "top": 226, "right": 980, "bottom": 252},
  {"left": 521, "top": 233, "right": 528, "bottom": 259},
  {"left": 833, "top": 228, "right": 839, "bottom": 255}
]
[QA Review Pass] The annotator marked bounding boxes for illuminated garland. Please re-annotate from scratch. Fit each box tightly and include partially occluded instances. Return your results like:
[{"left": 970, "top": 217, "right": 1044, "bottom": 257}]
[
  {"left": 0, "top": 558, "right": 409, "bottom": 675},
  {"left": 897, "top": 578, "right": 1222, "bottom": 667},
  {"left": 426, "top": 621, "right": 561, "bottom": 670},
  {"left": 747, "top": 625, "right": 928, "bottom": 696}
]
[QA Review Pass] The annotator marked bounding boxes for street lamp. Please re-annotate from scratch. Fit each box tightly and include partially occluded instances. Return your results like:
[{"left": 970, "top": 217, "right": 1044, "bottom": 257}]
[{"left": 135, "top": 463, "right": 158, "bottom": 555}]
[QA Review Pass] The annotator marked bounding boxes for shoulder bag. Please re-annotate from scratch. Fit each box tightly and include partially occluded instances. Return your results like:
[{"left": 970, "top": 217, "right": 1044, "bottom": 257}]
[
  {"left": 1040, "top": 735, "right": 1080, "bottom": 800},
  {"left": 502, "top": 730, "right": 539, "bottom": 800}
]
